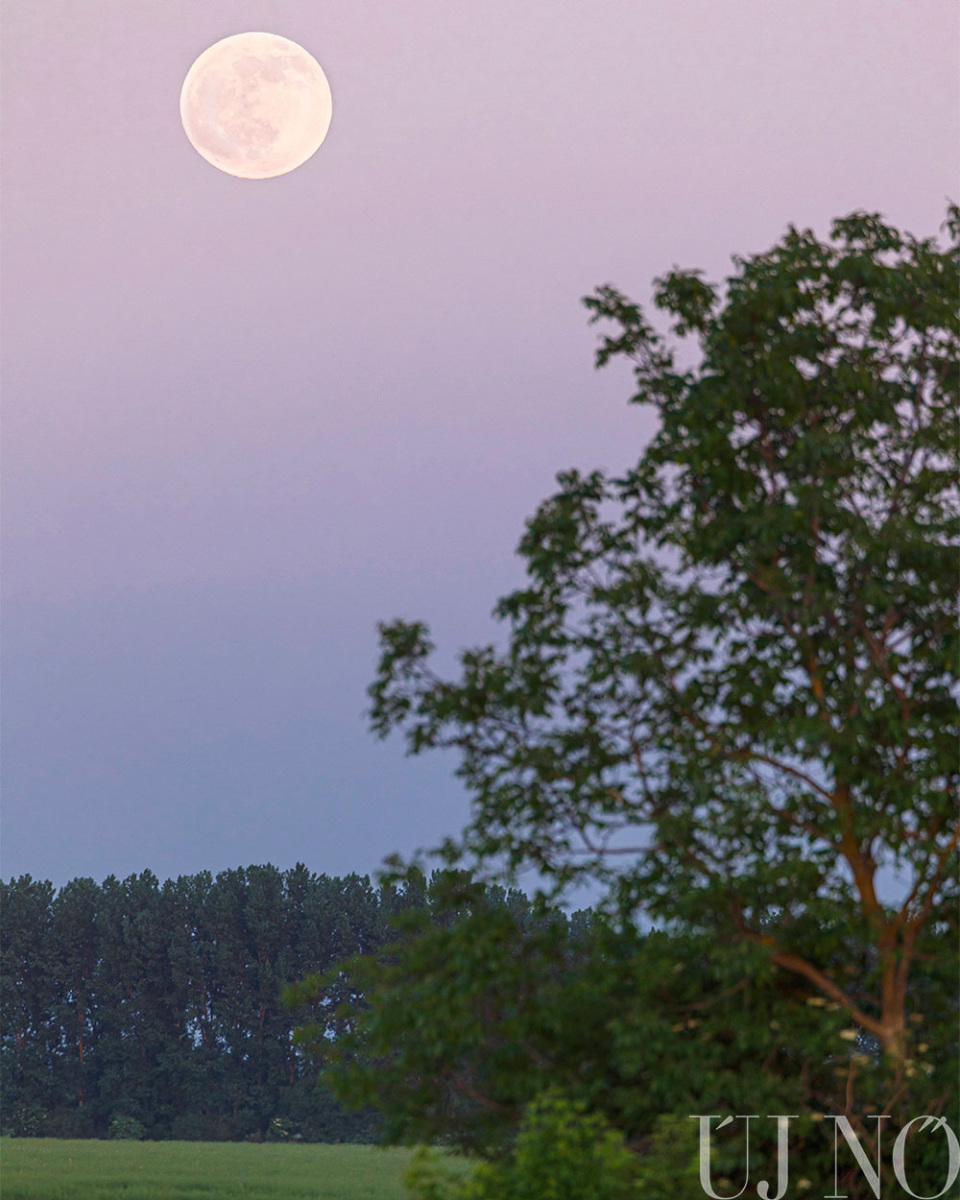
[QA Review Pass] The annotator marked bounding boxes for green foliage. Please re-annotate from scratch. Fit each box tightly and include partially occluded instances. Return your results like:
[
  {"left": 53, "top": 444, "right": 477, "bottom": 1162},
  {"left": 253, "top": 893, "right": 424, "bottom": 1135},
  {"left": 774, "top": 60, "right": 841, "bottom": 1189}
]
[
  {"left": 354, "top": 206, "right": 959, "bottom": 1195},
  {"left": 307, "top": 866, "right": 952, "bottom": 1194},
  {"left": 462, "top": 1091, "right": 638, "bottom": 1200},
  {"left": 8, "top": 1102, "right": 47, "bottom": 1138},
  {"left": 264, "top": 1114, "right": 300, "bottom": 1141},
  {"left": 403, "top": 1093, "right": 639, "bottom": 1200},
  {"left": 288, "top": 870, "right": 571, "bottom": 1154},
  {"left": 107, "top": 1113, "right": 146, "bottom": 1140},
  {"left": 403, "top": 1145, "right": 476, "bottom": 1200},
  {"left": 631, "top": 1116, "right": 700, "bottom": 1198}
]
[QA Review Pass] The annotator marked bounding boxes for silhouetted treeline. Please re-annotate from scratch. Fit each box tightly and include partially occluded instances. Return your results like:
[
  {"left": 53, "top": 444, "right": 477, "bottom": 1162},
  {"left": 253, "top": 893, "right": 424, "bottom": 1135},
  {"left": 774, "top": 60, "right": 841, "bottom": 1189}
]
[{"left": 1, "top": 863, "right": 537, "bottom": 1142}]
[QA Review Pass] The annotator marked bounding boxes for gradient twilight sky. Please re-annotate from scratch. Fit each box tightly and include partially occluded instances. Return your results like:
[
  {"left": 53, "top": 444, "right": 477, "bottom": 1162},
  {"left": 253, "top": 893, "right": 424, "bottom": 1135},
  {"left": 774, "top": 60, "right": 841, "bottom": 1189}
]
[{"left": 2, "top": 1, "right": 957, "bottom": 890}]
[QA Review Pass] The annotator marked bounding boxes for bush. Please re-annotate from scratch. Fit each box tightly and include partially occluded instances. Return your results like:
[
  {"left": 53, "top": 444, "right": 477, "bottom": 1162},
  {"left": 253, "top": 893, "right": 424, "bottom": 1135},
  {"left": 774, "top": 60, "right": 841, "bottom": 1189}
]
[
  {"left": 405, "top": 1090, "right": 639, "bottom": 1200},
  {"left": 8, "top": 1102, "right": 47, "bottom": 1138},
  {"left": 265, "top": 1115, "right": 297, "bottom": 1141},
  {"left": 108, "top": 1114, "right": 146, "bottom": 1140},
  {"left": 633, "top": 1115, "right": 701, "bottom": 1198},
  {"left": 469, "top": 1091, "right": 638, "bottom": 1200},
  {"left": 404, "top": 1145, "right": 474, "bottom": 1200}
]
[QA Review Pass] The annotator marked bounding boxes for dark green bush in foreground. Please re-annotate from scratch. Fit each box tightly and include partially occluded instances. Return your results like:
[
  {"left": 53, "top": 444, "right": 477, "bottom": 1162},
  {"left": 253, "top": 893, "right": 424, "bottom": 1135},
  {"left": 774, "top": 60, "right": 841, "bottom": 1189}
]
[{"left": 405, "top": 1092, "right": 650, "bottom": 1200}]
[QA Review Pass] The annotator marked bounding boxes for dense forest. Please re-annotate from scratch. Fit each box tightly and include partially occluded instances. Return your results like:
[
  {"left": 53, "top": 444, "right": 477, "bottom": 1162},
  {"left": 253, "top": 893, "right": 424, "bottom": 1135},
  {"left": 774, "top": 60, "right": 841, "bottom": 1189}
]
[{"left": 1, "top": 863, "right": 539, "bottom": 1142}]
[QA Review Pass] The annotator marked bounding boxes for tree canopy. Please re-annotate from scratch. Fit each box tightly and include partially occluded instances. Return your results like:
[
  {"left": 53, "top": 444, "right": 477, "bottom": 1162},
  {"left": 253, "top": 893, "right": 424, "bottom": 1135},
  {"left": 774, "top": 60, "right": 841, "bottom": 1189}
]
[
  {"left": 334, "top": 206, "right": 959, "bottom": 1193},
  {"left": 1, "top": 865, "right": 424, "bottom": 1141}
]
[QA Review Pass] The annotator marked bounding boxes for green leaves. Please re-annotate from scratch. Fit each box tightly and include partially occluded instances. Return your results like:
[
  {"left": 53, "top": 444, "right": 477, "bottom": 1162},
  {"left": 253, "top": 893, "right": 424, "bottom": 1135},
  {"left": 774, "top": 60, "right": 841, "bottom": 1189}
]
[
  {"left": 463, "top": 1090, "right": 640, "bottom": 1200},
  {"left": 297, "top": 872, "right": 583, "bottom": 1153},
  {"left": 362, "top": 207, "right": 959, "bottom": 1136}
]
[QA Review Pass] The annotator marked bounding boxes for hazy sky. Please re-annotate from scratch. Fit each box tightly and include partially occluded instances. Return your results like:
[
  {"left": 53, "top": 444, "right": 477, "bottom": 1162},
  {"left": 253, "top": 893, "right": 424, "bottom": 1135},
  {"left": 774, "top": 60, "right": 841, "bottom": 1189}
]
[{"left": 2, "top": 1, "right": 957, "bottom": 890}]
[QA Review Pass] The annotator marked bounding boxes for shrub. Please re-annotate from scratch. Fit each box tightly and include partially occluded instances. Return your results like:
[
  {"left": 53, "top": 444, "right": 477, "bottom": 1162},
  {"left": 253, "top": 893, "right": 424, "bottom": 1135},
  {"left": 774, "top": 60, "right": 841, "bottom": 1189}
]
[
  {"left": 405, "top": 1090, "right": 639, "bottom": 1200},
  {"left": 265, "top": 1115, "right": 297, "bottom": 1141},
  {"left": 633, "top": 1115, "right": 701, "bottom": 1198},
  {"left": 8, "top": 1102, "right": 47, "bottom": 1138},
  {"left": 404, "top": 1145, "right": 473, "bottom": 1200},
  {"left": 466, "top": 1091, "right": 638, "bottom": 1200},
  {"left": 108, "top": 1114, "right": 146, "bottom": 1140}
]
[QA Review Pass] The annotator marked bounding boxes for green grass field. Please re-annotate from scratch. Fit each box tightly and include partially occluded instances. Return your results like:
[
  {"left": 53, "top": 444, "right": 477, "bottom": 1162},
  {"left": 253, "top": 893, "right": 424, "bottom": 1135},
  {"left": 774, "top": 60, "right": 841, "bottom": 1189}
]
[{"left": 0, "top": 1138, "right": 466, "bottom": 1200}]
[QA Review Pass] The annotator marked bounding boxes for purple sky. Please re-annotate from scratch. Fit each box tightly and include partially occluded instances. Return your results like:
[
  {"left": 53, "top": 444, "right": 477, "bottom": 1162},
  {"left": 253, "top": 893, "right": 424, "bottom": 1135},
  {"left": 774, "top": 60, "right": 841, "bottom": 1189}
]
[{"left": 3, "top": 1, "right": 957, "bottom": 889}]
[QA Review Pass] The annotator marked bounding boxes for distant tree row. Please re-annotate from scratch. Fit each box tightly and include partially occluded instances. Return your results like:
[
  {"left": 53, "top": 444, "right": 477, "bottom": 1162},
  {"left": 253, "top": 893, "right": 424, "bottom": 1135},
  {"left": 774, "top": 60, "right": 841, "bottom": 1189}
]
[{"left": 1, "top": 863, "right": 533, "bottom": 1141}]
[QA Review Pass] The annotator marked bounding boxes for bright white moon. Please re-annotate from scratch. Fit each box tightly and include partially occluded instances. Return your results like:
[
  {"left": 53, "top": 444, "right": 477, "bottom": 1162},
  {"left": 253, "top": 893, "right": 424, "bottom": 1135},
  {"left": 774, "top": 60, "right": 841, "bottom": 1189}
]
[{"left": 180, "top": 32, "right": 332, "bottom": 179}]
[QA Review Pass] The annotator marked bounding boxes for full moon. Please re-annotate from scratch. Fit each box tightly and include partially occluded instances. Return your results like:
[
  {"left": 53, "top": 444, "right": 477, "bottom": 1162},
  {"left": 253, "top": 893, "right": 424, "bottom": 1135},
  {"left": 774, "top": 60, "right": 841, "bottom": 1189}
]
[{"left": 180, "top": 32, "right": 332, "bottom": 179}]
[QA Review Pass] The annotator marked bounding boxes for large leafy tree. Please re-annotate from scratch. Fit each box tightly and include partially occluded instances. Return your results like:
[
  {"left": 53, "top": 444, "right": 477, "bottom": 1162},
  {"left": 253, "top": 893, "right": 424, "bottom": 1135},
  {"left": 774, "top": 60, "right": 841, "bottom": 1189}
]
[{"left": 363, "top": 208, "right": 959, "bottom": 1174}]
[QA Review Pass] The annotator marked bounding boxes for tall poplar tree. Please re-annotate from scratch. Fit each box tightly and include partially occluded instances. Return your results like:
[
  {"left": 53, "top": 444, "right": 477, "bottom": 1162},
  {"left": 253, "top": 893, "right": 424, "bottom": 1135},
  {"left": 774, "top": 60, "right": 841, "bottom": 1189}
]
[{"left": 0, "top": 877, "right": 60, "bottom": 1134}]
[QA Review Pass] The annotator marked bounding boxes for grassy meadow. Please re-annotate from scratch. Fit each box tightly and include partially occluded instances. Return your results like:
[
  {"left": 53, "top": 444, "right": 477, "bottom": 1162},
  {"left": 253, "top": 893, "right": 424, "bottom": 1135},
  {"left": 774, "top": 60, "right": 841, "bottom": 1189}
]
[{"left": 0, "top": 1138, "right": 466, "bottom": 1200}]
